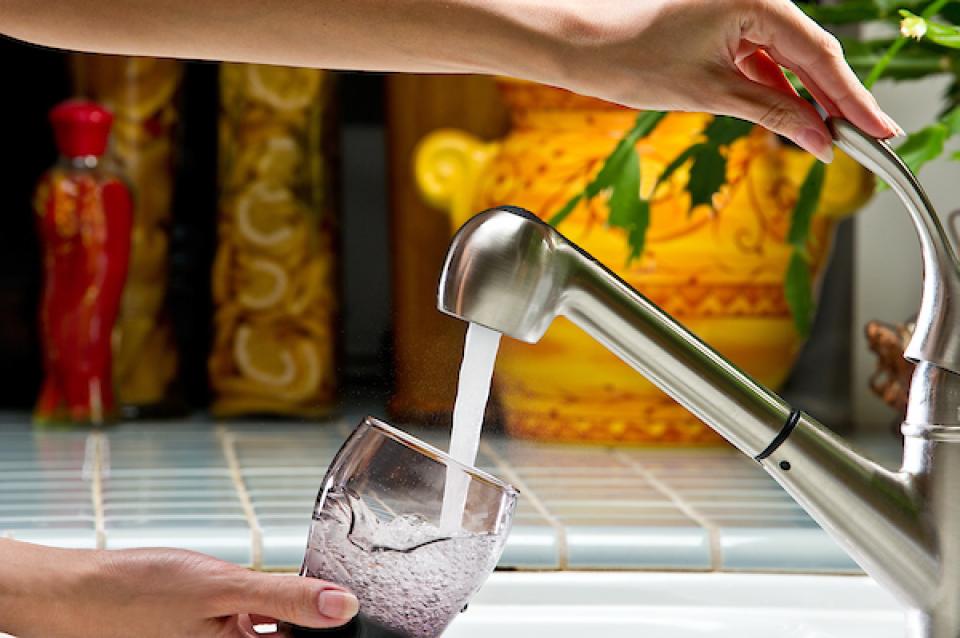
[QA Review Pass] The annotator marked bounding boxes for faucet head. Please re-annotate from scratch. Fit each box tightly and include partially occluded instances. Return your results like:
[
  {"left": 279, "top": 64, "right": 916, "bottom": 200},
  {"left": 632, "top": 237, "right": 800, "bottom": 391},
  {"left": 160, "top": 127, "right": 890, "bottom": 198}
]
[
  {"left": 437, "top": 206, "right": 567, "bottom": 343},
  {"left": 829, "top": 118, "right": 960, "bottom": 376}
]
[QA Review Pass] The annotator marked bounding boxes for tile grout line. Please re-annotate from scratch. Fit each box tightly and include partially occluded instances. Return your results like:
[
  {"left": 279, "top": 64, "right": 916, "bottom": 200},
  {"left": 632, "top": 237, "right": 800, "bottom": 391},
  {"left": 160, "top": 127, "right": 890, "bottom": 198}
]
[
  {"left": 217, "top": 425, "right": 263, "bottom": 571},
  {"left": 479, "top": 440, "right": 569, "bottom": 570},
  {"left": 613, "top": 450, "right": 722, "bottom": 572},
  {"left": 85, "top": 432, "right": 107, "bottom": 550}
]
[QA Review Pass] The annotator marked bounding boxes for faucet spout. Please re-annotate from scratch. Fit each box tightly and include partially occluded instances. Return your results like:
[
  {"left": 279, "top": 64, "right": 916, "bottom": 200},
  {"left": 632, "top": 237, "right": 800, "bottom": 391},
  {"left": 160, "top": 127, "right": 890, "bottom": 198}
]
[
  {"left": 562, "top": 222, "right": 936, "bottom": 608},
  {"left": 562, "top": 237, "right": 937, "bottom": 605}
]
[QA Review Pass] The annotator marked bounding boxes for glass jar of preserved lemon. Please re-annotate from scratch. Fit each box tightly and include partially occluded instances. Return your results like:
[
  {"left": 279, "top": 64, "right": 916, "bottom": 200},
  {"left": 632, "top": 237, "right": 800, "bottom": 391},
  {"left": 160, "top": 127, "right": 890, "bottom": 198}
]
[
  {"left": 209, "top": 64, "right": 338, "bottom": 417},
  {"left": 71, "top": 54, "right": 182, "bottom": 414}
]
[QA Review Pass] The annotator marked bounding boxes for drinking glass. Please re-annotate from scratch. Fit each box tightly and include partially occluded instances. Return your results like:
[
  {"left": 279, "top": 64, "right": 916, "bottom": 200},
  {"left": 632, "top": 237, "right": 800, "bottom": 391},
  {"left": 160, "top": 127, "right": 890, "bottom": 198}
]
[{"left": 285, "top": 416, "right": 518, "bottom": 638}]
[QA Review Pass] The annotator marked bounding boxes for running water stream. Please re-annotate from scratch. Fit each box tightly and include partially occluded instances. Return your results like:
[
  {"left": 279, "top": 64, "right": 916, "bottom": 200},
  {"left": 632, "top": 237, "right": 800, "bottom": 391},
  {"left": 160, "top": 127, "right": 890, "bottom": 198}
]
[{"left": 440, "top": 322, "right": 501, "bottom": 533}]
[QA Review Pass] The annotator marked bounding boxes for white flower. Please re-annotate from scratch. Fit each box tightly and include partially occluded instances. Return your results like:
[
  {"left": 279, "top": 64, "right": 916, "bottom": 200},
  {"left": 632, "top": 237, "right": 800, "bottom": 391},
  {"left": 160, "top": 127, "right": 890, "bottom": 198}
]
[{"left": 901, "top": 15, "right": 928, "bottom": 40}]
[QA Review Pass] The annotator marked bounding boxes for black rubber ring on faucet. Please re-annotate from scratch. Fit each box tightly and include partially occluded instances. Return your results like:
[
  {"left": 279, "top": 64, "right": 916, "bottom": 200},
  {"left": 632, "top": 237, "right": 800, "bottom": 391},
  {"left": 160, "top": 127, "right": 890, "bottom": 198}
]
[{"left": 754, "top": 409, "right": 802, "bottom": 462}]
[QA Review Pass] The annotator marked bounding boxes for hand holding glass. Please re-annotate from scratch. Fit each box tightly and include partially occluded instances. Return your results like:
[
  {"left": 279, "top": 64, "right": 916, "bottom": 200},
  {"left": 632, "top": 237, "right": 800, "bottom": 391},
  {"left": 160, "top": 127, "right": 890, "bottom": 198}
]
[{"left": 286, "top": 417, "right": 517, "bottom": 638}]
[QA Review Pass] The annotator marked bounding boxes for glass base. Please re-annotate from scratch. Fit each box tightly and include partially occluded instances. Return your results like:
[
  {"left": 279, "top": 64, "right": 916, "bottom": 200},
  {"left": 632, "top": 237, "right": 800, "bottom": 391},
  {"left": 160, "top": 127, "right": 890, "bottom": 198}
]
[{"left": 282, "top": 616, "right": 412, "bottom": 638}]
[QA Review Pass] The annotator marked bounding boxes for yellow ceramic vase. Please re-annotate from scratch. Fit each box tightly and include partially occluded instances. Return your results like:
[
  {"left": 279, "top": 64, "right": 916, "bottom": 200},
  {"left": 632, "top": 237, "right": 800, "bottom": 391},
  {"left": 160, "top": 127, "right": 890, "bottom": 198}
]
[{"left": 415, "top": 80, "right": 872, "bottom": 446}]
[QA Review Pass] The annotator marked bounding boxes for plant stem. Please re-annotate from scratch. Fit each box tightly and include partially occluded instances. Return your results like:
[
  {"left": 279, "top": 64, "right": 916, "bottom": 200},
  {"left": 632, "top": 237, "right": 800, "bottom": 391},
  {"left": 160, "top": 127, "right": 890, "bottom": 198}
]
[{"left": 865, "top": 37, "right": 909, "bottom": 87}]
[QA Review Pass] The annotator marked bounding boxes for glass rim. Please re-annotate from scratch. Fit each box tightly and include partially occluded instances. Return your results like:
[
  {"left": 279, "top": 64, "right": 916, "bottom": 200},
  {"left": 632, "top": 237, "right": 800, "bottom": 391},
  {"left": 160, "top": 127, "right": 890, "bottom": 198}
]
[{"left": 361, "top": 416, "right": 519, "bottom": 497}]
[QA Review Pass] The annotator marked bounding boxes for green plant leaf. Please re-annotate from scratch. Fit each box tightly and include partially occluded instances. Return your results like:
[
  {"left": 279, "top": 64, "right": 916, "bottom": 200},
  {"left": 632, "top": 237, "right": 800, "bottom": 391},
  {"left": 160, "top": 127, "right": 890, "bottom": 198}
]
[
  {"left": 876, "top": 117, "right": 954, "bottom": 191},
  {"left": 627, "top": 200, "right": 651, "bottom": 262},
  {"left": 678, "top": 116, "right": 753, "bottom": 213},
  {"left": 896, "top": 122, "right": 949, "bottom": 173},
  {"left": 782, "top": 69, "right": 814, "bottom": 100},
  {"left": 941, "top": 104, "right": 960, "bottom": 133},
  {"left": 608, "top": 148, "right": 641, "bottom": 229},
  {"left": 584, "top": 141, "right": 633, "bottom": 199},
  {"left": 628, "top": 110, "right": 669, "bottom": 141},
  {"left": 783, "top": 161, "right": 825, "bottom": 337},
  {"left": 702, "top": 116, "right": 755, "bottom": 145},
  {"left": 788, "top": 161, "right": 826, "bottom": 247},
  {"left": 866, "top": 35, "right": 910, "bottom": 87},
  {"left": 785, "top": 251, "right": 814, "bottom": 338},
  {"left": 587, "top": 111, "right": 667, "bottom": 197},
  {"left": 606, "top": 149, "right": 651, "bottom": 262},
  {"left": 687, "top": 148, "right": 726, "bottom": 211},
  {"left": 549, "top": 111, "right": 666, "bottom": 226},
  {"left": 659, "top": 145, "right": 702, "bottom": 185},
  {"left": 548, "top": 193, "right": 582, "bottom": 226}
]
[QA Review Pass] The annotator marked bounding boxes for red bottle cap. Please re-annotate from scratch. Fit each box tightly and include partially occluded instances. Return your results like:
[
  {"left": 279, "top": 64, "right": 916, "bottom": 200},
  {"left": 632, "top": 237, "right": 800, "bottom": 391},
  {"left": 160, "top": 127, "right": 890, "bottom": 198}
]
[{"left": 49, "top": 99, "right": 114, "bottom": 158}]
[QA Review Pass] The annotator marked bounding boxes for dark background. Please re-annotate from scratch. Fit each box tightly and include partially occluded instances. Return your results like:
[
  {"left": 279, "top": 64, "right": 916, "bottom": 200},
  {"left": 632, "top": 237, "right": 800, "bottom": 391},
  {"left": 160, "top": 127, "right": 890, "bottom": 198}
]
[{"left": 0, "top": 36, "right": 393, "bottom": 412}]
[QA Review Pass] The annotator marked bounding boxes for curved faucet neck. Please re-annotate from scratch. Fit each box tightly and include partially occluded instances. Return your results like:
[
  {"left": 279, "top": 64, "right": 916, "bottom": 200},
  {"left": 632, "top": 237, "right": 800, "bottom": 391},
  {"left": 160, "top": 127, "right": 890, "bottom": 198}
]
[{"left": 829, "top": 118, "right": 960, "bottom": 376}]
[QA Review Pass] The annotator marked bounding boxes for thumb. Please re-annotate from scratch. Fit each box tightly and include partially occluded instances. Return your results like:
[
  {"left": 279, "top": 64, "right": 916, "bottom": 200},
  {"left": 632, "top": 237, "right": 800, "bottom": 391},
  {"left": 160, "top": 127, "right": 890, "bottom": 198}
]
[
  {"left": 714, "top": 72, "right": 834, "bottom": 164},
  {"left": 222, "top": 572, "right": 359, "bottom": 629}
]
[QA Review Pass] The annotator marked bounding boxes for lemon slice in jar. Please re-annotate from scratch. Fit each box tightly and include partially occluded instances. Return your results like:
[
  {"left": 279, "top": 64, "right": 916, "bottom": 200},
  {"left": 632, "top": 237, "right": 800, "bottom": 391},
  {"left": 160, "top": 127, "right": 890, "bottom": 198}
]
[
  {"left": 256, "top": 136, "right": 302, "bottom": 185},
  {"left": 233, "top": 324, "right": 296, "bottom": 387},
  {"left": 246, "top": 65, "right": 321, "bottom": 112},
  {"left": 237, "top": 257, "right": 288, "bottom": 310},
  {"left": 276, "top": 340, "right": 322, "bottom": 401},
  {"left": 111, "top": 71, "right": 180, "bottom": 122},
  {"left": 234, "top": 183, "right": 298, "bottom": 247},
  {"left": 287, "top": 256, "right": 332, "bottom": 315}
]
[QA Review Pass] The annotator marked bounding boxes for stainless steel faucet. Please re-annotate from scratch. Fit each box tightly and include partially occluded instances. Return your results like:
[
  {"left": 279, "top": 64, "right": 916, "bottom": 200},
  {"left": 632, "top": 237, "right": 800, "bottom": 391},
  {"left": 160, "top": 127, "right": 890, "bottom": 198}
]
[{"left": 437, "top": 118, "right": 960, "bottom": 637}]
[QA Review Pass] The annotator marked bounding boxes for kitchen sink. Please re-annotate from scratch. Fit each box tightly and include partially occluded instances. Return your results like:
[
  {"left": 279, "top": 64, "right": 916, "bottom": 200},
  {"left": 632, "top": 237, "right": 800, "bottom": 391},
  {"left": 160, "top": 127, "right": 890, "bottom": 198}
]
[{"left": 446, "top": 571, "right": 905, "bottom": 637}]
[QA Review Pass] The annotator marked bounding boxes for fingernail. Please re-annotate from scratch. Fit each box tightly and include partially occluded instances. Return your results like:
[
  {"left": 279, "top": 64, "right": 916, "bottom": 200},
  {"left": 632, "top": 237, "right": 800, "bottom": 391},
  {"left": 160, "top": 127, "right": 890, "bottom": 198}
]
[
  {"left": 318, "top": 589, "right": 359, "bottom": 620},
  {"left": 797, "top": 128, "right": 834, "bottom": 164},
  {"left": 888, "top": 116, "right": 907, "bottom": 138},
  {"left": 878, "top": 111, "right": 905, "bottom": 138}
]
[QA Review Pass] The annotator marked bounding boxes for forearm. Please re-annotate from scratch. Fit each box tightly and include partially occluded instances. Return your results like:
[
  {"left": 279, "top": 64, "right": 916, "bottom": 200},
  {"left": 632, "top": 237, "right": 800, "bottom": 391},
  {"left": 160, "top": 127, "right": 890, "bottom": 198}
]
[
  {"left": 1, "top": 0, "right": 579, "bottom": 79},
  {"left": 0, "top": 539, "right": 99, "bottom": 638},
  {"left": 1, "top": 0, "right": 897, "bottom": 161}
]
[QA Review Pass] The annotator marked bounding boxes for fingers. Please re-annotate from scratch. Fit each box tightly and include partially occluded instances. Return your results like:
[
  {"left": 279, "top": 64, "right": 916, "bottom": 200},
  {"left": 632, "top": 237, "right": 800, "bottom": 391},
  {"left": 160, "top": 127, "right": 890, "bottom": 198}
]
[
  {"left": 218, "top": 572, "right": 359, "bottom": 630},
  {"left": 713, "top": 71, "right": 834, "bottom": 163},
  {"left": 735, "top": 47, "right": 796, "bottom": 95},
  {"left": 739, "top": 0, "right": 899, "bottom": 138}
]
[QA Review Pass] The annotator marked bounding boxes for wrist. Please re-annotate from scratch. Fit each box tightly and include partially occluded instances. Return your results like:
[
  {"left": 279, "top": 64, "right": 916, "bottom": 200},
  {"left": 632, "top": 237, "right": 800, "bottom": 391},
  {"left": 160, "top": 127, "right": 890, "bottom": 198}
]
[
  {"left": 467, "top": 0, "right": 648, "bottom": 96},
  {"left": 441, "top": 0, "right": 583, "bottom": 83}
]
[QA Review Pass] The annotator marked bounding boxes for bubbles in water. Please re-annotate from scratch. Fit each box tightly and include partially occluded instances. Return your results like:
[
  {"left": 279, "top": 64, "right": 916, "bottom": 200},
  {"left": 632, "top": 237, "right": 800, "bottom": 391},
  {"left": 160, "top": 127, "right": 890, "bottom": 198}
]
[{"left": 303, "top": 489, "right": 500, "bottom": 638}]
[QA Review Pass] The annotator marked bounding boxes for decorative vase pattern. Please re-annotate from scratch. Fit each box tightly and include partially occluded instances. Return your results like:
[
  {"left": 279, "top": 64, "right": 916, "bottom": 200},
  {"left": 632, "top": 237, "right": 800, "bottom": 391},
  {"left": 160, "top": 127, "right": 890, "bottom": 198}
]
[
  {"left": 72, "top": 55, "right": 182, "bottom": 410},
  {"left": 416, "top": 80, "right": 872, "bottom": 445},
  {"left": 209, "top": 64, "right": 339, "bottom": 417}
]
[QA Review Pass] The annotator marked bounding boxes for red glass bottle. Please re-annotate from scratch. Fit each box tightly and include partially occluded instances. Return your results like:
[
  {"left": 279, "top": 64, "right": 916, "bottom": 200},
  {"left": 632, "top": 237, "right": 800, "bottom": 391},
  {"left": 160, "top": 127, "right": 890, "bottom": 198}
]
[{"left": 34, "top": 99, "right": 133, "bottom": 424}]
